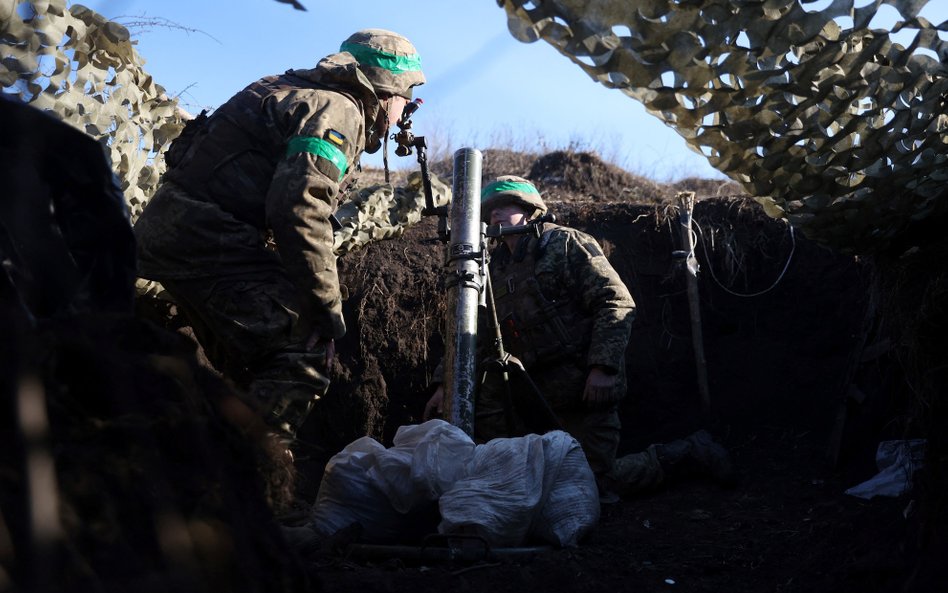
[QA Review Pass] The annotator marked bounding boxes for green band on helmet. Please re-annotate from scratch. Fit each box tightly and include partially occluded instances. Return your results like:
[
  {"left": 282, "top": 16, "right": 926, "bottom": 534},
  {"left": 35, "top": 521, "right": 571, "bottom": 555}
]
[
  {"left": 340, "top": 42, "right": 422, "bottom": 74},
  {"left": 481, "top": 180, "right": 541, "bottom": 200},
  {"left": 286, "top": 136, "right": 349, "bottom": 181}
]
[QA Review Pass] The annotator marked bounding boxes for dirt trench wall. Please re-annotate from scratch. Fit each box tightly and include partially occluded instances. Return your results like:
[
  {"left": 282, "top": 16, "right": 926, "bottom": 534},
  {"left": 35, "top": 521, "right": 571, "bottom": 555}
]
[
  {"left": 303, "top": 197, "right": 870, "bottom": 458},
  {"left": 872, "top": 240, "right": 948, "bottom": 547}
]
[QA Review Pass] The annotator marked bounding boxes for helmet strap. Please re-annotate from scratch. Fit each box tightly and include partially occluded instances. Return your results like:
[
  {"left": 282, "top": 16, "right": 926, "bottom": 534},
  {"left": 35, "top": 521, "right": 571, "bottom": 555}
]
[
  {"left": 372, "top": 97, "right": 392, "bottom": 182},
  {"left": 383, "top": 128, "right": 390, "bottom": 183}
]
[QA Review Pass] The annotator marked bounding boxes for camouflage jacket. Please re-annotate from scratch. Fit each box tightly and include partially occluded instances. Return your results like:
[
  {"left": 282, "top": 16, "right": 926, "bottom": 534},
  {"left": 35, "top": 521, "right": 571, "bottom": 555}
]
[
  {"left": 487, "top": 224, "right": 636, "bottom": 403},
  {"left": 135, "top": 53, "right": 382, "bottom": 339}
]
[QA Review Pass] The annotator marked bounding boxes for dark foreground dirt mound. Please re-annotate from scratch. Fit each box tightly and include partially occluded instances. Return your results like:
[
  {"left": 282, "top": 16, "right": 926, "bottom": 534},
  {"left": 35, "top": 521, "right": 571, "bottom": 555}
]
[{"left": 1, "top": 314, "right": 312, "bottom": 593}]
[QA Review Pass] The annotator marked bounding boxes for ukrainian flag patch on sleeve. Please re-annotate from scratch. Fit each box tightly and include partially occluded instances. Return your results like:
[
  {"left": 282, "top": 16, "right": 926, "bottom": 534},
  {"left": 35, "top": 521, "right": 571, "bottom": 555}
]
[{"left": 326, "top": 129, "right": 346, "bottom": 146}]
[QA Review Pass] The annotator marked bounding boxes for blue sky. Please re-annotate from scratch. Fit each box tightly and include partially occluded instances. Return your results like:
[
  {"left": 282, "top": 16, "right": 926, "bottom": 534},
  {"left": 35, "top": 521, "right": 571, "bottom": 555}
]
[{"left": 76, "top": 0, "right": 947, "bottom": 181}]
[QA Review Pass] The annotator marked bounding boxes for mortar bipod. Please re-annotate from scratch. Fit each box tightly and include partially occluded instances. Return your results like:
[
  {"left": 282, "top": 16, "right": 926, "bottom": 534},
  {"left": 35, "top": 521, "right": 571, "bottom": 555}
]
[{"left": 480, "top": 215, "right": 562, "bottom": 436}]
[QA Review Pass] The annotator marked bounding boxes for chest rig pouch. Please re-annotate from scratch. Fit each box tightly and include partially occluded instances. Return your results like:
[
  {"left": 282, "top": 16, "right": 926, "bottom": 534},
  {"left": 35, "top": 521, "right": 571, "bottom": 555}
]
[{"left": 491, "top": 227, "right": 593, "bottom": 370}]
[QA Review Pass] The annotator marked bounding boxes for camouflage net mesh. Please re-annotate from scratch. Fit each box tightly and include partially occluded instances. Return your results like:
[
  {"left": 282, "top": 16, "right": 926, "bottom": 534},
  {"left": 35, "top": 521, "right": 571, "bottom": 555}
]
[
  {"left": 498, "top": 0, "right": 948, "bottom": 253},
  {"left": 1, "top": 0, "right": 186, "bottom": 222},
  {"left": 333, "top": 172, "right": 452, "bottom": 256}
]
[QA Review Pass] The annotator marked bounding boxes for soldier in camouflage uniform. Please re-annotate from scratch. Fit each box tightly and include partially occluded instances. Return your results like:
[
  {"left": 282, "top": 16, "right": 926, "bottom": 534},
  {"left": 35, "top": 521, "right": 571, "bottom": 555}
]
[
  {"left": 426, "top": 176, "right": 733, "bottom": 499},
  {"left": 135, "top": 30, "right": 425, "bottom": 439}
]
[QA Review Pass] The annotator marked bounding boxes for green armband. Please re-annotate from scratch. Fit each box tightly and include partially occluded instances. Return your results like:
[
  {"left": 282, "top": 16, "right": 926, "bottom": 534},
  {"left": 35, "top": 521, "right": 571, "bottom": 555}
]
[{"left": 286, "top": 136, "right": 349, "bottom": 182}]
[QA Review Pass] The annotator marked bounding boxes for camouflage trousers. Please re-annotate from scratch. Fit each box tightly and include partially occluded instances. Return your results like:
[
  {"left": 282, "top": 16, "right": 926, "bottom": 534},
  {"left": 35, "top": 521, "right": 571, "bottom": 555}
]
[
  {"left": 161, "top": 271, "right": 330, "bottom": 437},
  {"left": 474, "top": 370, "right": 663, "bottom": 494},
  {"left": 607, "top": 445, "right": 664, "bottom": 496}
]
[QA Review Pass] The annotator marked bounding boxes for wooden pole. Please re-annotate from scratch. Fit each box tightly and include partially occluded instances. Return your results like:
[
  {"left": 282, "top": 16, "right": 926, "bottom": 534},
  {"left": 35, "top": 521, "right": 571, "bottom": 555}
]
[{"left": 677, "top": 191, "right": 711, "bottom": 415}]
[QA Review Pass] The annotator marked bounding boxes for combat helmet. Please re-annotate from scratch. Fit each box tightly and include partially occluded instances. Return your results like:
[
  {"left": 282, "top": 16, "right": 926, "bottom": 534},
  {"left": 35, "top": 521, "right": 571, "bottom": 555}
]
[
  {"left": 340, "top": 29, "right": 425, "bottom": 99},
  {"left": 481, "top": 175, "right": 548, "bottom": 222}
]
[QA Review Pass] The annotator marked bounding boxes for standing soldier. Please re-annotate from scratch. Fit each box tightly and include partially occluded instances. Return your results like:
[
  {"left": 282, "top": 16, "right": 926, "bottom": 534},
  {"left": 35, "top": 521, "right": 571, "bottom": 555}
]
[
  {"left": 135, "top": 29, "right": 425, "bottom": 441},
  {"left": 426, "top": 175, "right": 733, "bottom": 500}
]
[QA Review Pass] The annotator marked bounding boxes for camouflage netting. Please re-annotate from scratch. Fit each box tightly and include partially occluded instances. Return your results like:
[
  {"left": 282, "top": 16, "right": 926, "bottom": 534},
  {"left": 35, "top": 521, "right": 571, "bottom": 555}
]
[
  {"left": 334, "top": 172, "right": 452, "bottom": 256},
  {"left": 498, "top": 0, "right": 948, "bottom": 253},
  {"left": 136, "top": 174, "right": 451, "bottom": 301},
  {"left": 0, "top": 0, "right": 186, "bottom": 221}
]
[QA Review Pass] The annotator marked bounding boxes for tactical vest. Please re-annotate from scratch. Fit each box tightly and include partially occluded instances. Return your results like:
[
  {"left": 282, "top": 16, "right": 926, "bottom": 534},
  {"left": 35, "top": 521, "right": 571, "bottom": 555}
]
[
  {"left": 163, "top": 74, "right": 361, "bottom": 230},
  {"left": 490, "top": 225, "right": 594, "bottom": 371}
]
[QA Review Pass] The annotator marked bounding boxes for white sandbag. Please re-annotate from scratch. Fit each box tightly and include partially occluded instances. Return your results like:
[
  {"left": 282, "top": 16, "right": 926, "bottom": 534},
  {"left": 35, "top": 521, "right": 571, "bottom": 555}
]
[
  {"left": 438, "top": 430, "right": 599, "bottom": 548},
  {"left": 309, "top": 437, "right": 411, "bottom": 543},
  {"left": 311, "top": 424, "right": 599, "bottom": 548},
  {"left": 309, "top": 421, "right": 476, "bottom": 542},
  {"left": 370, "top": 420, "right": 475, "bottom": 513},
  {"left": 403, "top": 420, "right": 477, "bottom": 504},
  {"left": 845, "top": 439, "right": 926, "bottom": 499},
  {"left": 438, "top": 434, "right": 548, "bottom": 547},
  {"left": 530, "top": 431, "right": 600, "bottom": 547},
  {"left": 364, "top": 444, "right": 415, "bottom": 512}
]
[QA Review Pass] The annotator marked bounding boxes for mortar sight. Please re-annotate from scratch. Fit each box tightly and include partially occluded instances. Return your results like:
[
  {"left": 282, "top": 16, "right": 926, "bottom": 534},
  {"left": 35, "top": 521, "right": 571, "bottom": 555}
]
[{"left": 393, "top": 98, "right": 424, "bottom": 157}]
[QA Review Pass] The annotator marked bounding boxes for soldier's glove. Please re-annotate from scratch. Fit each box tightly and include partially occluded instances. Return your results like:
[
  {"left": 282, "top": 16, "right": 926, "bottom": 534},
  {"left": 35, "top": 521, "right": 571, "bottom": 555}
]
[
  {"left": 424, "top": 384, "right": 445, "bottom": 420},
  {"left": 582, "top": 366, "right": 620, "bottom": 411}
]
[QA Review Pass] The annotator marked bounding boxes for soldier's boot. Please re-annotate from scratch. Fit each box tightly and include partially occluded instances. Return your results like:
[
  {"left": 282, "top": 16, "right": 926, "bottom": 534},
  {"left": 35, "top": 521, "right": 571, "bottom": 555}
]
[
  {"left": 266, "top": 393, "right": 315, "bottom": 443},
  {"left": 248, "top": 381, "right": 320, "bottom": 468},
  {"left": 656, "top": 430, "right": 736, "bottom": 487}
]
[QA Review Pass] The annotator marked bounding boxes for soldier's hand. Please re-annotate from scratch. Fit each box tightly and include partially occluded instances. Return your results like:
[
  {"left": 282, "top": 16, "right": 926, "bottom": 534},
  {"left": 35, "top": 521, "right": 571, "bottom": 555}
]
[
  {"left": 583, "top": 366, "right": 618, "bottom": 410},
  {"left": 305, "top": 330, "right": 335, "bottom": 368},
  {"left": 424, "top": 385, "right": 445, "bottom": 420},
  {"left": 323, "top": 338, "right": 335, "bottom": 368}
]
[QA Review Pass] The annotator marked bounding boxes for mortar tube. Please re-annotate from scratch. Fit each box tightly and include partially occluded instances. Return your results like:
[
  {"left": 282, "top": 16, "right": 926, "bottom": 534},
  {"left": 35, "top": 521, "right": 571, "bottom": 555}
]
[{"left": 443, "top": 147, "right": 483, "bottom": 438}]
